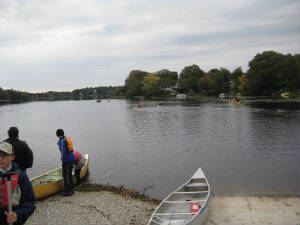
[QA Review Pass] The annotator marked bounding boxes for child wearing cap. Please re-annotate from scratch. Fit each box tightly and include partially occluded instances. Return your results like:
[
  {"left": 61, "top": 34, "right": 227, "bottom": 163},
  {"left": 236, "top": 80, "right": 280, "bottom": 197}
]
[{"left": 0, "top": 142, "right": 35, "bottom": 225}]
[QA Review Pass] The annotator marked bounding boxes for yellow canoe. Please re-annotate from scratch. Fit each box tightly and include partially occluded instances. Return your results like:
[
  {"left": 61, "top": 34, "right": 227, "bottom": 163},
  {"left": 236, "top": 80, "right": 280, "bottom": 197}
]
[
  {"left": 230, "top": 100, "right": 242, "bottom": 105},
  {"left": 30, "top": 154, "right": 89, "bottom": 199}
]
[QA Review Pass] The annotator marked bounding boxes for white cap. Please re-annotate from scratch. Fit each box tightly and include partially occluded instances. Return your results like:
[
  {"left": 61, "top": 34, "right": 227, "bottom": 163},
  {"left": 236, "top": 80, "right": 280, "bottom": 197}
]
[{"left": 0, "top": 142, "right": 14, "bottom": 155}]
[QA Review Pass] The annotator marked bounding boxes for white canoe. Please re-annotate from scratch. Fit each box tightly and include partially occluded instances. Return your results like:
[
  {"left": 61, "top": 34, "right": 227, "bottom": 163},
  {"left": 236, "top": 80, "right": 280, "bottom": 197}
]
[{"left": 148, "top": 168, "right": 210, "bottom": 225}]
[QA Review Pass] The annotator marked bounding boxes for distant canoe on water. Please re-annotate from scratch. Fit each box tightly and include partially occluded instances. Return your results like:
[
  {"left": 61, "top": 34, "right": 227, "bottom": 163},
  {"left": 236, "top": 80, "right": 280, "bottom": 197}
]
[
  {"left": 137, "top": 102, "right": 143, "bottom": 108},
  {"left": 30, "top": 154, "right": 89, "bottom": 200},
  {"left": 148, "top": 168, "right": 210, "bottom": 225},
  {"left": 230, "top": 100, "right": 242, "bottom": 105},
  {"left": 281, "top": 92, "right": 289, "bottom": 98}
]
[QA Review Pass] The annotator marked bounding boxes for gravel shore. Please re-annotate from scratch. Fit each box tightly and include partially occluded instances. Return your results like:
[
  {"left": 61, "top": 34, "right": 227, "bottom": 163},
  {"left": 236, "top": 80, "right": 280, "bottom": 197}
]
[
  {"left": 27, "top": 191, "right": 157, "bottom": 225},
  {"left": 26, "top": 186, "right": 299, "bottom": 225}
]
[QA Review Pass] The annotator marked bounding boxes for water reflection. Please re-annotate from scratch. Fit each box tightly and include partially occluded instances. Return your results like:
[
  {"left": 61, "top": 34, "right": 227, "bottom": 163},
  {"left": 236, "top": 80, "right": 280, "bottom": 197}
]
[
  {"left": 0, "top": 99, "right": 298, "bottom": 199},
  {"left": 247, "top": 100, "right": 299, "bottom": 110}
]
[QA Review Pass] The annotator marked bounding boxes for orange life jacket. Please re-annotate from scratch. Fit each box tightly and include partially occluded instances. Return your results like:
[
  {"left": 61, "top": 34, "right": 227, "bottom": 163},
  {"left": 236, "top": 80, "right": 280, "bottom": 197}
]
[
  {"left": 64, "top": 137, "right": 74, "bottom": 152},
  {"left": 0, "top": 173, "right": 20, "bottom": 208}
]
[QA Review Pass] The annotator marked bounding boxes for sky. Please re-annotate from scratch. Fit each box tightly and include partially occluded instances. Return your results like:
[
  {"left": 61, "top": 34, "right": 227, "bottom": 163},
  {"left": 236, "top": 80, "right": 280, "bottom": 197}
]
[{"left": 0, "top": 0, "right": 299, "bottom": 93}]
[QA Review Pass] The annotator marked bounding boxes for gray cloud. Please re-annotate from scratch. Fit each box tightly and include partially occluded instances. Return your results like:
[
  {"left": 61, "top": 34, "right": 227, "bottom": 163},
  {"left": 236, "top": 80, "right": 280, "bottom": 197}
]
[{"left": 0, "top": 0, "right": 299, "bottom": 92}]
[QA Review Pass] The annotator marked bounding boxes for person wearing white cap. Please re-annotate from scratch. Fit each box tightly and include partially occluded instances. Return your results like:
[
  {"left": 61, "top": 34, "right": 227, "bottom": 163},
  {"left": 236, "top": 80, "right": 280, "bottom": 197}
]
[{"left": 0, "top": 142, "right": 35, "bottom": 225}]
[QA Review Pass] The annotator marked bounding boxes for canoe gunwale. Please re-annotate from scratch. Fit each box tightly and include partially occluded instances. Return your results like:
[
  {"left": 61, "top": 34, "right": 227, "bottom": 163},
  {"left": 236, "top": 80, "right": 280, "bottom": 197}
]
[
  {"left": 30, "top": 167, "right": 63, "bottom": 183},
  {"left": 148, "top": 168, "right": 211, "bottom": 225},
  {"left": 30, "top": 154, "right": 89, "bottom": 199}
]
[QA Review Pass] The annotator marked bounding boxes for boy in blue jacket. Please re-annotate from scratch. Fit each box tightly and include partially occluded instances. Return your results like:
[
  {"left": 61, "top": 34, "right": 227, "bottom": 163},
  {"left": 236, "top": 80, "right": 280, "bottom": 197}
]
[
  {"left": 56, "top": 129, "right": 75, "bottom": 196},
  {"left": 0, "top": 142, "right": 35, "bottom": 225}
]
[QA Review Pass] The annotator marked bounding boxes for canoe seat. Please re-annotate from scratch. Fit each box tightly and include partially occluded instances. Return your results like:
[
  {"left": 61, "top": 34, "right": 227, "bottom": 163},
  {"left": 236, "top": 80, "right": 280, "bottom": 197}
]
[
  {"left": 153, "top": 216, "right": 164, "bottom": 221},
  {"left": 186, "top": 183, "right": 207, "bottom": 188},
  {"left": 31, "top": 179, "right": 56, "bottom": 183},
  {"left": 175, "top": 191, "right": 209, "bottom": 194},
  {"left": 150, "top": 219, "right": 160, "bottom": 224},
  {"left": 151, "top": 216, "right": 163, "bottom": 225},
  {"left": 155, "top": 212, "right": 196, "bottom": 216},
  {"left": 152, "top": 213, "right": 193, "bottom": 224},
  {"left": 164, "top": 200, "right": 205, "bottom": 204}
]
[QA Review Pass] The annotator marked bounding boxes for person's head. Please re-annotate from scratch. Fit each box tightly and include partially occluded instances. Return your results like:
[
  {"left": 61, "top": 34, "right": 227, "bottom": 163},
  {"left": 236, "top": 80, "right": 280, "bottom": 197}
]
[
  {"left": 8, "top": 126, "right": 19, "bottom": 139},
  {"left": 0, "top": 142, "right": 15, "bottom": 171},
  {"left": 56, "top": 129, "right": 64, "bottom": 138}
]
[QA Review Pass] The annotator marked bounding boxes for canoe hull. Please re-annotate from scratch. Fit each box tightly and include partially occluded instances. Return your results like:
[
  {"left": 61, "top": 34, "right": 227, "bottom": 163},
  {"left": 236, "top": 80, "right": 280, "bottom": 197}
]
[
  {"left": 79, "top": 154, "right": 89, "bottom": 181},
  {"left": 32, "top": 178, "right": 64, "bottom": 200},
  {"left": 148, "top": 168, "right": 210, "bottom": 225},
  {"left": 31, "top": 154, "right": 89, "bottom": 199},
  {"left": 188, "top": 196, "right": 210, "bottom": 225},
  {"left": 230, "top": 101, "right": 242, "bottom": 105}
]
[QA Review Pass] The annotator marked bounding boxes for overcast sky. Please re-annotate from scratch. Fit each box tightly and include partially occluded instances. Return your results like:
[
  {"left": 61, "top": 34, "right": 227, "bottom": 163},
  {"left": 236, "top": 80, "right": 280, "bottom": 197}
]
[{"left": 0, "top": 0, "right": 299, "bottom": 92}]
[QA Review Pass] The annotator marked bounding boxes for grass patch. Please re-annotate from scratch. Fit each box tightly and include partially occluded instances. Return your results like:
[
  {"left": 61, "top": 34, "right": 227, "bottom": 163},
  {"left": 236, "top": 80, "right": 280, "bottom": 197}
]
[{"left": 75, "top": 183, "right": 160, "bottom": 204}]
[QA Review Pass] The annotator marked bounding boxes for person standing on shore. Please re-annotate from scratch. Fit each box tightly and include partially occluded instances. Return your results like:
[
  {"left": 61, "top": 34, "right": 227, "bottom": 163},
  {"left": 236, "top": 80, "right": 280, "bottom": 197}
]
[
  {"left": 4, "top": 127, "right": 34, "bottom": 172},
  {"left": 0, "top": 142, "right": 35, "bottom": 225},
  {"left": 56, "top": 129, "right": 75, "bottom": 196}
]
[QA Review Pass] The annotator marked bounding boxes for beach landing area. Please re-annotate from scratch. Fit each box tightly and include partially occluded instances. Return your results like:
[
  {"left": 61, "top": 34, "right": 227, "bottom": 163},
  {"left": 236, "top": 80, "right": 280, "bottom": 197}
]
[
  {"left": 26, "top": 185, "right": 299, "bottom": 225},
  {"left": 206, "top": 196, "right": 299, "bottom": 225}
]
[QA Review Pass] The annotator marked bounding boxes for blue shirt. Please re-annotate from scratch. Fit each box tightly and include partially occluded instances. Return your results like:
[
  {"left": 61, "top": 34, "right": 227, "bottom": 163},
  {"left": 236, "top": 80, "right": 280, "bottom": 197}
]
[{"left": 57, "top": 137, "right": 75, "bottom": 163}]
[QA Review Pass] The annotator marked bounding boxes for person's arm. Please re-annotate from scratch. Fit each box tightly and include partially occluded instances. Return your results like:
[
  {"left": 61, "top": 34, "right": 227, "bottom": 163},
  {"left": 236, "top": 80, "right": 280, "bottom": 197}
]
[
  {"left": 60, "top": 139, "right": 69, "bottom": 162},
  {"left": 14, "top": 172, "right": 35, "bottom": 225},
  {"left": 23, "top": 141, "right": 34, "bottom": 169}
]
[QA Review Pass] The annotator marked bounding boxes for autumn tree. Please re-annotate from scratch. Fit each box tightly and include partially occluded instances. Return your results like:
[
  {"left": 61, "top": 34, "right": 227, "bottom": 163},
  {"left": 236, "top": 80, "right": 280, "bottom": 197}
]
[
  {"left": 142, "top": 74, "right": 161, "bottom": 97},
  {"left": 231, "top": 67, "right": 244, "bottom": 92},
  {"left": 124, "top": 70, "right": 148, "bottom": 98},
  {"left": 237, "top": 74, "right": 249, "bottom": 93}
]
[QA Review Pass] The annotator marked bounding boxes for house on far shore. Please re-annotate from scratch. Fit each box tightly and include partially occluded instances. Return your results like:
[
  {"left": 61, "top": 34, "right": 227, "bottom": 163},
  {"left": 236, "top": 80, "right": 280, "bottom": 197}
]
[
  {"left": 162, "top": 86, "right": 177, "bottom": 95},
  {"left": 219, "top": 93, "right": 226, "bottom": 98},
  {"left": 176, "top": 94, "right": 187, "bottom": 99}
]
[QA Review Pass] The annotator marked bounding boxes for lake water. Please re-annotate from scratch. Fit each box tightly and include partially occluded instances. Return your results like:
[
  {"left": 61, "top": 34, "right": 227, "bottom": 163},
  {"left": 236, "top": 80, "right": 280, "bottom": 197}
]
[{"left": 0, "top": 99, "right": 299, "bottom": 199}]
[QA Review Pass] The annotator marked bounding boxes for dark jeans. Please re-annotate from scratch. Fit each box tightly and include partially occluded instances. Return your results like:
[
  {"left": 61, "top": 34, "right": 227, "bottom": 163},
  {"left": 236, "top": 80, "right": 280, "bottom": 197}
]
[
  {"left": 74, "top": 168, "right": 81, "bottom": 185},
  {"left": 62, "top": 162, "right": 73, "bottom": 193}
]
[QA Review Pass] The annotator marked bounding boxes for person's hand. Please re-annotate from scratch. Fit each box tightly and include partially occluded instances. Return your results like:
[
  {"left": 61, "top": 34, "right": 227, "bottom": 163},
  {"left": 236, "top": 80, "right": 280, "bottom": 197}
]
[{"left": 5, "top": 211, "right": 18, "bottom": 223}]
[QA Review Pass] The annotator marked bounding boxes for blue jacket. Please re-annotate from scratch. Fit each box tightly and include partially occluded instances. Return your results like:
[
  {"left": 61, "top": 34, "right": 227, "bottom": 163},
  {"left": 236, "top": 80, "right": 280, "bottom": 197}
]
[
  {"left": 57, "top": 137, "right": 75, "bottom": 163},
  {"left": 0, "top": 162, "right": 35, "bottom": 225}
]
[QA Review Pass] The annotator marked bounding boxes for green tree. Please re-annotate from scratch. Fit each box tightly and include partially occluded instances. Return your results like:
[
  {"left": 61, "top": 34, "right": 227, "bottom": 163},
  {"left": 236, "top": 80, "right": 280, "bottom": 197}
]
[
  {"left": 142, "top": 74, "right": 161, "bottom": 97},
  {"left": 198, "top": 73, "right": 214, "bottom": 95},
  {"left": 204, "top": 68, "right": 230, "bottom": 95},
  {"left": 124, "top": 70, "right": 148, "bottom": 98},
  {"left": 154, "top": 69, "right": 178, "bottom": 88},
  {"left": 178, "top": 64, "right": 204, "bottom": 93},
  {"left": 277, "top": 54, "right": 300, "bottom": 92},
  {"left": 197, "top": 68, "right": 231, "bottom": 95},
  {"left": 214, "top": 68, "right": 231, "bottom": 94},
  {"left": 112, "top": 86, "right": 127, "bottom": 97},
  {"left": 246, "top": 51, "right": 299, "bottom": 96}
]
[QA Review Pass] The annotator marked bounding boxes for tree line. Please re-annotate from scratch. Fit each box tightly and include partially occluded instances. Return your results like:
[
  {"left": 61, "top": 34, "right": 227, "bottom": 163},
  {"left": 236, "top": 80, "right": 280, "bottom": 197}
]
[
  {"left": 118, "top": 51, "right": 299, "bottom": 98},
  {"left": 0, "top": 86, "right": 121, "bottom": 102},
  {"left": 1, "top": 51, "right": 299, "bottom": 102}
]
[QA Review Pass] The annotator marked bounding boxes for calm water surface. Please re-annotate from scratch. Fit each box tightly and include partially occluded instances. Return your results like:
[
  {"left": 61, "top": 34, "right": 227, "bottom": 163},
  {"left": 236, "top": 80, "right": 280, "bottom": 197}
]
[{"left": 0, "top": 99, "right": 299, "bottom": 199}]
